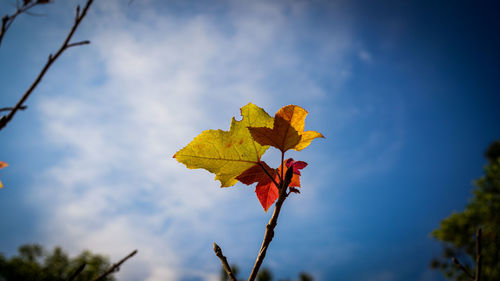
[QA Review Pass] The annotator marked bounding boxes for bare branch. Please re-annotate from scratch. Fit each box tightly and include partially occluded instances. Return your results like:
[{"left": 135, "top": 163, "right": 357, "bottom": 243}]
[
  {"left": 0, "top": 106, "right": 27, "bottom": 112},
  {"left": 213, "top": 243, "right": 237, "bottom": 281},
  {"left": 0, "top": 1, "right": 50, "bottom": 47},
  {"left": 91, "top": 250, "right": 138, "bottom": 281},
  {"left": 66, "top": 40, "right": 90, "bottom": 48},
  {"left": 67, "top": 263, "right": 86, "bottom": 281},
  {"left": 0, "top": 0, "right": 94, "bottom": 131}
]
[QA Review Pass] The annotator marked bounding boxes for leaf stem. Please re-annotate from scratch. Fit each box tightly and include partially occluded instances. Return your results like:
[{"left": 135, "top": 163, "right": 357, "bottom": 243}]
[
  {"left": 258, "top": 161, "right": 280, "bottom": 189},
  {"left": 280, "top": 152, "right": 284, "bottom": 183}
]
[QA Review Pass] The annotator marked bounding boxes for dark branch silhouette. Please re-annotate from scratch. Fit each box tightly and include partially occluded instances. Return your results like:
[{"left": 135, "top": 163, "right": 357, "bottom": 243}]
[
  {"left": 0, "top": 0, "right": 94, "bottom": 131},
  {"left": 0, "top": 105, "right": 27, "bottom": 112},
  {"left": 91, "top": 249, "right": 138, "bottom": 281},
  {"left": 66, "top": 263, "right": 86, "bottom": 281},
  {"left": 451, "top": 257, "right": 474, "bottom": 280},
  {"left": 474, "top": 228, "right": 482, "bottom": 281},
  {"left": 451, "top": 228, "right": 483, "bottom": 281},
  {"left": 0, "top": 0, "right": 52, "bottom": 47}
]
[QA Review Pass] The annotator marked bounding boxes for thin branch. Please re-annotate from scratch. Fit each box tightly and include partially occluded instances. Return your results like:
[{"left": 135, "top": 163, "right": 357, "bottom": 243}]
[
  {"left": 91, "top": 249, "right": 138, "bottom": 281},
  {"left": 451, "top": 228, "right": 483, "bottom": 281},
  {"left": 247, "top": 167, "right": 294, "bottom": 281},
  {"left": 213, "top": 242, "right": 237, "bottom": 281},
  {"left": 474, "top": 228, "right": 482, "bottom": 281},
  {"left": 66, "top": 40, "right": 90, "bottom": 48},
  {"left": 67, "top": 263, "right": 86, "bottom": 281},
  {"left": 0, "top": 0, "right": 94, "bottom": 131},
  {"left": 0, "top": 1, "right": 50, "bottom": 47},
  {"left": 0, "top": 106, "right": 27, "bottom": 112},
  {"left": 452, "top": 257, "right": 474, "bottom": 280}
]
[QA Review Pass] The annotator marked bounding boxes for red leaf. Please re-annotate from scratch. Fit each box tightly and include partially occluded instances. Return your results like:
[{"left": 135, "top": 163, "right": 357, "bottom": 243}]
[
  {"left": 285, "top": 158, "right": 308, "bottom": 176},
  {"left": 255, "top": 181, "right": 279, "bottom": 212},
  {"left": 236, "top": 158, "right": 308, "bottom": 211},
  {"left": 279, "top": 158, "right": 307, "bottom": 187},
  {"left": 236, "top": 162, "right": 274, "bottom": 186}
]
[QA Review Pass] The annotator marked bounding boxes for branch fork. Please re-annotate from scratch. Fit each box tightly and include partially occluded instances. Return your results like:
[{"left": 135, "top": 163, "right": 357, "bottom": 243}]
[
  {"left": 215, "top": 152, "right": 295, "bottom": 281},
  {"left": 0, "top": 0, "right": 94, "bottom": 131}
]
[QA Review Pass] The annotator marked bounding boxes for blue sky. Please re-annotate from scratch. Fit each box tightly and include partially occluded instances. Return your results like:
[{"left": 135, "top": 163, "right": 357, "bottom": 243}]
[{"left": 1, "top": 0, "right": 499, "bottom": 281}]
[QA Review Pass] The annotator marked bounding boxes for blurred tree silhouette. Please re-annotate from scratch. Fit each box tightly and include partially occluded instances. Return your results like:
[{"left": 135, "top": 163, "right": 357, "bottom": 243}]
[
  {"left": 431, "top": 141, "right": 500, "bottom": 281},
  {"left": 220, "top": 265, "right": 313, "bottom": 281},
  {"left": 0, "top": 243, "right": 114, "bottom": 281}
]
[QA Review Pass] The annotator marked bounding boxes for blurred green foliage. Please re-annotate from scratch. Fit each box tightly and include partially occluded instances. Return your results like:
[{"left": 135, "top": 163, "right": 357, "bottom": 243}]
[
  {"left": 0, "top": 243, "right": 114, "bottom": 281},
  {"left": 220, "top": 264, "right": 313, "bottom": 281},
  {"left": 431, "top": 141, "right": 500, "bottom": 281}
]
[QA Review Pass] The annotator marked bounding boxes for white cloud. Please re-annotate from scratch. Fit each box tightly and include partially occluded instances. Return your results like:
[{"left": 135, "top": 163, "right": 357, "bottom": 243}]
[{"left": 28, "top": 1, "right": 354, "bottom": 280}]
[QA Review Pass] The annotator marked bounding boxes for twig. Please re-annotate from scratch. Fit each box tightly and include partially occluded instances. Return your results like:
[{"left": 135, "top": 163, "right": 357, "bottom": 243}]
[
  {"left": 213, "top": 242, "right": 237, "bottom": 281},
  {"left": 91, "top": 249, "right": 138, "bottom": 281},
  {"left": 0, "top": 0, "right": 94, "bottom": 131},
  {"left": 0, "top": 0, "right": 51, "bottom": 47},
  {"left": 452, "top": 257, "right": 474, "bottom": 280},
  {"left": 451, "top": 228, "right": 483, "bottom": 281},
  {"left": 247, "top": 167, "right": 294, "bottom": 281},
  {"left": 0, "top": 106, "right": 27, "bottom": 112},
  {"left": 475, "top": 228, "right": 482, "bottom": 281},
  {"left": 67, "top": 263, "right": 86, "bottom": 281}
]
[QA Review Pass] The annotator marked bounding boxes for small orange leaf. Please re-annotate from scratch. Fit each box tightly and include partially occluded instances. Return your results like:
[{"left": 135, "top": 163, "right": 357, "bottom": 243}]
[
  {"left": 248, "top": 105, "right": 324, "bottom": 152},
  {"left": 0, "top": 161, "right": 7, "bottom": 189}
]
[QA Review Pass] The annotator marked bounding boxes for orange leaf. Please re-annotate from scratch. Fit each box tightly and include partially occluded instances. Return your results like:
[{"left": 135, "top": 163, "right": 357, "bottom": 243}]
[
  {"left": 0, "top": 161, "right": 7, "bottom": 189},
  {"left": 248, "top": 105, "right": 324, "bottom": 152}
]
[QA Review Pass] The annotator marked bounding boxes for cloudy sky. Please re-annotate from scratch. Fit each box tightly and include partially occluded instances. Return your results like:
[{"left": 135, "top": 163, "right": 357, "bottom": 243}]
[{"left": 1, "top": 0, "right": 499, "bottom": 281}]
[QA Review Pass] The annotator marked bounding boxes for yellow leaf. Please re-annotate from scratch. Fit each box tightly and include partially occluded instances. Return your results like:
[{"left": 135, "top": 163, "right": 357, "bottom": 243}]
[
  {"left": 248, "top": 105, "right": 324, "bottom": 152},
  {"left": 173, "top": 103, "right": 274, "bottom": 187}
]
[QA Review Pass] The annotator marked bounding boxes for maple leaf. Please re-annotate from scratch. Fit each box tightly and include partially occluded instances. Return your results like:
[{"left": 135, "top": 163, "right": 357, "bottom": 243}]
[
  {"left": 0, "top": 161, "right": 7, "bottom": 188},
  {"left": 173, "top": 103, "right": 274, "bottom": 187},
  {"left": 237, "top": 158, "right": 307, "bottom": 212},
  {"left": 248, "top": 105, "right": 324, "bottom": 152}
]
